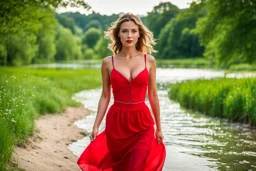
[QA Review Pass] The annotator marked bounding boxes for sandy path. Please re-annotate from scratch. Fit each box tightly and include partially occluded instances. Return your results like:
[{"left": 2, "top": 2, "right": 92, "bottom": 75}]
[{"left": 11, "top": 106, "right": 89, "bottom": 171}]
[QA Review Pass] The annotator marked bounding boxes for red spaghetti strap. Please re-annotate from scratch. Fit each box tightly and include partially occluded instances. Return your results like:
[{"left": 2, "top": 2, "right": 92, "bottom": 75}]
[{"left": 112, "top": 56, "right": 115, "bottom": 69}]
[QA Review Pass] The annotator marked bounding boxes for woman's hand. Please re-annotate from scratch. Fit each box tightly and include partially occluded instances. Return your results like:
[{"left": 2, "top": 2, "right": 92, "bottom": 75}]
[
  {"left": 155, "top": 129, "right": 164, "bottom": 144},
  {"left": 89, "top": 127, "right": 99, "bottom": 142}
]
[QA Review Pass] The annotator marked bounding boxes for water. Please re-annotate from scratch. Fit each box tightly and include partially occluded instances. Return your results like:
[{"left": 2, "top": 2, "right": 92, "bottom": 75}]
[
  {"left": 68, "top": 68, "right": 256, "bottom": 171},
  {"left": 27, "top": 60, "right": 101, "bottom": 69}
]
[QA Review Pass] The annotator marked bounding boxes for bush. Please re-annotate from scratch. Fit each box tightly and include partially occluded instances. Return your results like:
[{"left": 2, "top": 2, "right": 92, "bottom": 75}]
[{"left": 169, "top": 78, "right": 256, "bottom": 125}]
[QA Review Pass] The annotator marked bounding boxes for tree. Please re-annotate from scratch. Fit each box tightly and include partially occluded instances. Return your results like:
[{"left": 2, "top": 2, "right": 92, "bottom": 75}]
[
  {"left": 5, "top": 31, "right": 38, "bottom": 66},
  {"left": 84, "top": 48, "right": 95, "bottom": 59},
  {"left": 0, "top": 0, "right": 90, "bottom": 36},
  {"left": 33, "top": 11, "right": 57, "bottom": 64},
  {"left": 0, "top": 43, "right": 7, "bottom": 66},
  {"left": 82, "top": 28, "right": 101, "bottom": 49},
  {"left": 157, "top": 19, "right": 175, "bottom": 58},
  {"left": 145, "top": 2, "right": 179, "bottom": 38},
  {"left": 94, "top": 36, "right": 112, "bottom": 58},
  {"left": 0, "top": 0, "right": 90, "bottom": 66},
  {"left": 34, "top": 29, "right": 56, "bottom": 64},
  {"left": 84, "top": 20, "right": 102, "bottom": 31},
  {"left": 60, "top": 12, "right": 119, "bottom": 32},
  {"left": 157, "top": 7, "right": 205, "bottom": 59},
  {"left": 55, "top": 15, "right": 76, "bottom": 34},
  {"left": 55, "top": 27, "right": 82, "bottom": 61},
  {"left": 193, "top": 0, "right": 256, "bottom": 66}
]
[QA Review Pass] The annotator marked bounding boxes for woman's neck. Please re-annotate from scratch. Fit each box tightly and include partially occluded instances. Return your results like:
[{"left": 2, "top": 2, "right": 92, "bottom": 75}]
[{"left": 118, "top": 48, "right": 142, "bottom": 58}]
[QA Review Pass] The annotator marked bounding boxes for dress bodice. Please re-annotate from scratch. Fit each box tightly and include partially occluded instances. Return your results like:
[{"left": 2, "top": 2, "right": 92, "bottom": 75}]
[{"left": 110, "top": 54, "right": 148, "bottom": 103}]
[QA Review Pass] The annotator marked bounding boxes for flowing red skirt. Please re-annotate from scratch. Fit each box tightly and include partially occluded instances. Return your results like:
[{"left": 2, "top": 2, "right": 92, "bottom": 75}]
[{"left": 77, "top": 102, "right": 166, "bottom": 171}]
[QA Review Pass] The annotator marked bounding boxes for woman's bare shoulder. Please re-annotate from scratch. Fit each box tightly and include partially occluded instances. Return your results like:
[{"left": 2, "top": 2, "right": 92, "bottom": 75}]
[
  {"left": 102, "top": 56, "right": 113, "bottom": 69},
  {"left": 145, "top": 54, "right": 156, "bottom": 65},
  {"left": 102, "top": 56, "right": 112, "bottom": 64}
]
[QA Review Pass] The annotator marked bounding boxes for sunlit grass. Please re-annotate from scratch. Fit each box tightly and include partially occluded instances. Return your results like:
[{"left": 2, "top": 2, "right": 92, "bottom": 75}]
[
  {"left": 0, "top": 67, "right": 101, "bottom": 169},
  {"left": 228, "top": 63, "right": 256, "bottom": 71},
  {"left": 156, "top": 58, "right": 214, "bottom": 68},
  {"left": 169, "top": 78, "right": 256, "bottom": 126}
]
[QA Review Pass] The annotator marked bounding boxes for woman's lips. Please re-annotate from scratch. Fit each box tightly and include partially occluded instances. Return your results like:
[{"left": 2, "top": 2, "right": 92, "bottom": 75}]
[{"left": 126, "top": 40, "right": 133, "bottom": 43}]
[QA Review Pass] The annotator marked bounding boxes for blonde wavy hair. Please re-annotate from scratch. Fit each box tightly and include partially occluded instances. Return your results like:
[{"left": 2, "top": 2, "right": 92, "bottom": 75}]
[{"left": 104, "top": 13, "right": 156, "bottom": 54}]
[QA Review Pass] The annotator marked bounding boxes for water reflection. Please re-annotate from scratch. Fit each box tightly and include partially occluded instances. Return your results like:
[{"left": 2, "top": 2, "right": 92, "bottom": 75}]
[
  {"left": 68, "top": 68, "right": 256, "bottom": 171},
  {"left": 27, "top": 60, "right": 101, "bottom": 69}
]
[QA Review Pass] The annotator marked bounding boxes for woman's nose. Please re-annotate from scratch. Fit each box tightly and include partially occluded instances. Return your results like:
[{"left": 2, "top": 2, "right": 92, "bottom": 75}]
[{"left": 128, "top": 31, "right": 131, "bottom": 38}]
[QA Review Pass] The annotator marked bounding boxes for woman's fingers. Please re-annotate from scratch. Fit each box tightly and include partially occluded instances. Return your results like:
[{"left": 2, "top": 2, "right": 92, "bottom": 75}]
[
  {"left": 156, "top": 131, "right": 164, "bottom": 144},
  {"left": 90, "top": 133, "right": 95, "bottom": 142},
  {"left": 89, "top": 129, "right": 98, "bottom": 142},
  {"left": 157, "top": 137, "right": 163, "bottom": 143}
]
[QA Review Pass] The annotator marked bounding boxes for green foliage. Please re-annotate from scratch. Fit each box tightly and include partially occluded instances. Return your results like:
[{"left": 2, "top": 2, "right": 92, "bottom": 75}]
[
  {"left": 156, "top": 19, "right": 175, "bottom": 58},
  {"left": 0, "top": 0, "right": 89, "bottom": 34},
  {"left": 0, "top": 43, "right": 7, "bottom": 66},
  {"left": 0, "top": 67, "right": 101, "bottom": 169},
  {"left": 84, "top": 19, "right": 102, "bottom": 31},
  {"left": 55, "top": 15, "right": 76, "bottom": 34},
  {"left": 0, "top": 0, "right": 90, "bottom": 67},
  {"left": 0, "top": 119, "right": 13, "bottom": 169},
  {"left": 157, "top": 7, "right": 205, "bottom": 59},
  {"left": 55, "top": 27, "right": 82, "bottom": 61},
  {"left": 84, "top": 48, "right": 95, "bottom": 59},
  {"left": 34, "top": 30, "right": 56, "bottom": 64},
  {"left": 169, "top": 78, "right": 256, "bottom": 125},
  {"left": 34, "top": 13, "right": 57, "bottom": 64},
  {"left": 59, "top": 12, "right": 119, "bottom": 32},
  {"left": 229, "top": 63, "right": 256, "bottom": 71},
  {"left": 94, "top": 36, "right": 112, "bottom": 58},
  {"left": 193, "top": 0, "right": 256, "bottom": 66},
  {"left": 145, "top": 2, "right": 180, "bottom": 38},
  {"left": 0, "top": 5, "right": 58, "bottom": 66},
  {"left": 82, "top": 28, "right": 102, "bottom": 49},
  {"left": 156, "top": 58, "right": 213, "bottom": 68},
  {"left": 5, "top": 31, "right": 38, "bottom": 66}
]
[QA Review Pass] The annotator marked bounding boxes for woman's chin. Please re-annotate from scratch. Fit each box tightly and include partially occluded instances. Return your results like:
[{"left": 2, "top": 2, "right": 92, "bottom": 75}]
[{"left": 123, "top": 43, "right": 135, "bottom": 48}]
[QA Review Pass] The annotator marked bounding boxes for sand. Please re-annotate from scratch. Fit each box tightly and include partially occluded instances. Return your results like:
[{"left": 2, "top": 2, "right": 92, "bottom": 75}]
[{"left": 11, "top": 106, "right": 89, "bottom": 171}]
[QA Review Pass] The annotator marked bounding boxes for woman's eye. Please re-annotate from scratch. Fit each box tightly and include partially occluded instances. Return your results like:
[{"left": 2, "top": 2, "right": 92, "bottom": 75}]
[{"left": 122, "top": 30, "right": 127, "bottom": 33}]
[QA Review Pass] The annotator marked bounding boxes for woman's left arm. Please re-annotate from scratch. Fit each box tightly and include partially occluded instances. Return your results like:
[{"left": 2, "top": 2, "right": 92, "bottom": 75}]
[{"left": 147, "top": 55, "right": 164, "bottom": 144}]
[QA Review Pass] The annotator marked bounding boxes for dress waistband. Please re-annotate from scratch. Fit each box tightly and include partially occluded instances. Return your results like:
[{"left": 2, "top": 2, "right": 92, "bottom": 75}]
[
  {"left": 114, "top": 100, "right": 145, "bottom": 104},
  {"left": 113, "top": 100, "right": 145, "bottom": 107}
]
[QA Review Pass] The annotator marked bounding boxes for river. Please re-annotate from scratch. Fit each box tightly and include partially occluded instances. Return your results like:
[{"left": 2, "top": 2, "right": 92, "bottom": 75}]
[{"left": 68, "top": 68, "right": 256, "bottom": 171}]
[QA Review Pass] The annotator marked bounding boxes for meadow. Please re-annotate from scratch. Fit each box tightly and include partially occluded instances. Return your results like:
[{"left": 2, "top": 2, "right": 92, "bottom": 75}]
[{"left": 0, "top": 67, "right": 101, "bottom": 170}]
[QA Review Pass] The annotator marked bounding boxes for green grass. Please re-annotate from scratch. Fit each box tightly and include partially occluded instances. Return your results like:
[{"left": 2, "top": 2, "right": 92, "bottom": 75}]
[
  {"left": 169, "top": 78, "right": 256, "bottom": 125},
  {"left": 156, "top": 58, "right": 215, "bottom": 68},
  {"left": 0, "top": 67, "right": 101, "bottom": 170},
  {"left": 228, "top": 63, "right": 256, "bottom": 71}
]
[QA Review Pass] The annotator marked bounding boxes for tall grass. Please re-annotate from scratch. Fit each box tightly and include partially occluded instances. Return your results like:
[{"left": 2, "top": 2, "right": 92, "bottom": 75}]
[
  {"left": 156, "top": 58, "right": 214, "bottom": 68},
  {"left": 229, "top": 63, "right": 256, "bottom": 71},
  {"left": 169, "top": 78, "right": 256, "bottom": 125},
  {"left": 0, "top": 67, "right": 101, "bottom": 169}
]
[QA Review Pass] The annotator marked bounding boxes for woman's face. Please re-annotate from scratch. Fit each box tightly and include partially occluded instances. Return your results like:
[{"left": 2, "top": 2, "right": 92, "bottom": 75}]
[{"left": 118, "top": 20, "right": 140, "bottom": 48}]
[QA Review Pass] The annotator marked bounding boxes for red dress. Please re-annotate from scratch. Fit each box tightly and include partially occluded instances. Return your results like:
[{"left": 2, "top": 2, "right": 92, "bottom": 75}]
[{"left": 77, "top": 54, "right": 166, "bottom": 171}]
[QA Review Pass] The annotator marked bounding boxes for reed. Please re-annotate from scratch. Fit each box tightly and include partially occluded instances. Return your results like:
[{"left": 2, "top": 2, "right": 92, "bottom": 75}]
[{"left": 169, "top": 77, "right": 256, "bottom": 125}]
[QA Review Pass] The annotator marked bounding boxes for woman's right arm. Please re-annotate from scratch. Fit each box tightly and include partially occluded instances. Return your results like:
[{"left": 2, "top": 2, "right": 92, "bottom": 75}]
[{"left": 90, "top": 57, "right": 111, "bottom": 141}]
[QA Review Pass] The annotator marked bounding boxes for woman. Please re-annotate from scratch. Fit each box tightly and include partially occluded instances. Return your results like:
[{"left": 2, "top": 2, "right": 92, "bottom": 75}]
[{"left": 77, "top": 13, "right": 166, "bottom": 171}]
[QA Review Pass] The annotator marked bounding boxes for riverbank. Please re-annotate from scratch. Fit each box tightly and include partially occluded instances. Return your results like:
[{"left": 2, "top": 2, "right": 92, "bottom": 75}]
[
  {"left": 156, "top": 58, "right": 214, "bottom": 68},
  {"left": 169, "top": 77, "right": 256, "bottom": 125},
  {"left": 0, "top": 67, "right": 101, "bottom": 169},
  {"left": 11, "top": 106, "right": 88, "bottom": 171}
]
